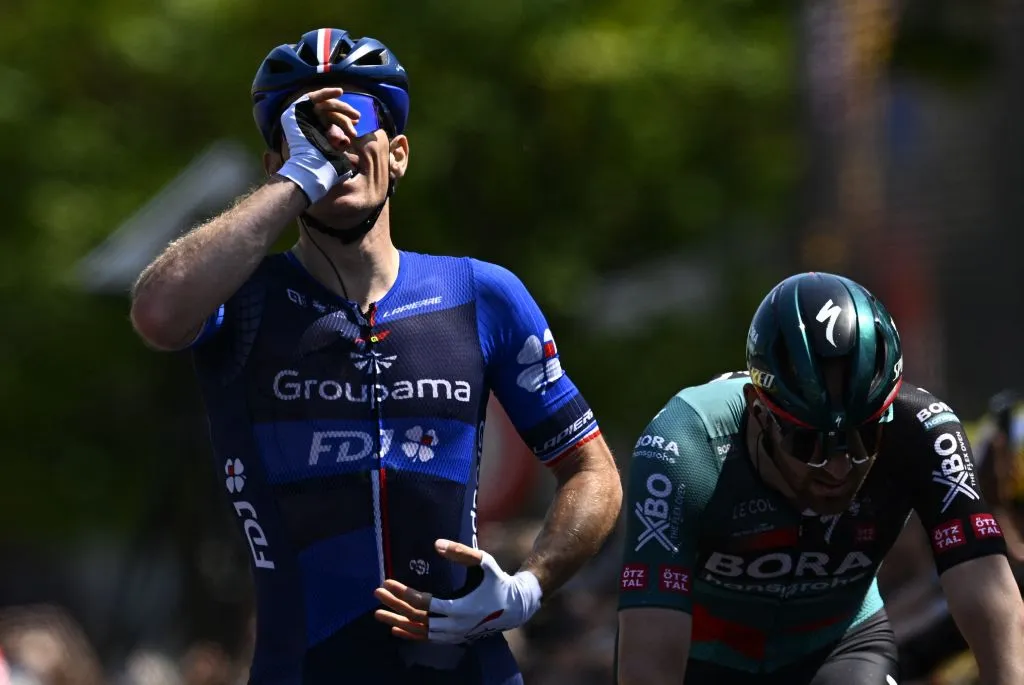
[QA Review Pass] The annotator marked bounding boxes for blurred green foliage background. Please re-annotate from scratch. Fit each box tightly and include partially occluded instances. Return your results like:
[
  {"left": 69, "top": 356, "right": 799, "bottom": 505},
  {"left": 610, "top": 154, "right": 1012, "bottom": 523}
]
[
  {"left": 0, "top": 1, "right": 1020, "bottom": 679},
  {"left": 0, "top": 0, "right": 799, "bottom": 539}
]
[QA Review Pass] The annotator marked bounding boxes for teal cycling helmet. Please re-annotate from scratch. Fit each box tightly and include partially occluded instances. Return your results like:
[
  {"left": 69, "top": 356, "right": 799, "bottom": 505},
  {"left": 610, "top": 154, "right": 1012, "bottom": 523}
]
[{"left": 745, "top": 272, "right": 903, "bottom": 431}]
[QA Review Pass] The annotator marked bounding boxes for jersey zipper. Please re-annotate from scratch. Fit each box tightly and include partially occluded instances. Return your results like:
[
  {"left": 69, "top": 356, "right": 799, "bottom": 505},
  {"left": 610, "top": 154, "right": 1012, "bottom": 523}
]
[
  {"left": 365, "top": 302, "right": 394, "bottom": 582},
  {"left": 762, "top": 513, "right": 804, "bottom": 673}
]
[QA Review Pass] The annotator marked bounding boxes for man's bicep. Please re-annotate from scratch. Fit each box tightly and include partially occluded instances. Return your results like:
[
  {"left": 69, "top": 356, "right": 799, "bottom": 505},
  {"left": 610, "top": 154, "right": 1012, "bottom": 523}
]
[
  {"left": 474, "top": 260, "right": 599, "bottom": 465},
  {"left": 617, "top": 608, "right": 691, "bottom": 685}
]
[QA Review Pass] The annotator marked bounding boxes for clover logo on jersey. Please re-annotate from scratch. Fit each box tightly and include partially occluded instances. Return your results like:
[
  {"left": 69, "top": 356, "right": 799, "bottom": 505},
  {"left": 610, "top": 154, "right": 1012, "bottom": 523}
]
[
  {"left": 516, "top": 329, "right": 563, "bottom": 393},
  {"left": 225, "top": 459, "right": 245, "bottom": 493},
  {"left": 402, "top": 426, "right": 439, "bottom": 462}
]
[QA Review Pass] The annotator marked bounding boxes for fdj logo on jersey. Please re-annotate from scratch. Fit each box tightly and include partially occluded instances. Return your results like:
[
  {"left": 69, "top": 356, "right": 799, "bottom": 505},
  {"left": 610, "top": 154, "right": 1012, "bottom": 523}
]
[
  {"left": 309, "top": 430, "right": 395, "bottom": 465},
  {"left": 931, "top": 432, "right": 979, "bottom": 513},
  {"left": 633, "top": 473, "right": 684, "bottom": 553},
  {"left": 224, "top": 459, "right": 275, "bottom": 571}
]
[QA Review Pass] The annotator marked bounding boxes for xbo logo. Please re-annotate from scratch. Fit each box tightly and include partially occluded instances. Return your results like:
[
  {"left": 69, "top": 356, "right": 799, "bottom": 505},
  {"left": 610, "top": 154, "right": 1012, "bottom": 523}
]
[
  {"left": 931, "top": 432, "right": 979, "bottom": 513},
  {"left": 633, "top": 474, "right": 679, "bottom": 553}
]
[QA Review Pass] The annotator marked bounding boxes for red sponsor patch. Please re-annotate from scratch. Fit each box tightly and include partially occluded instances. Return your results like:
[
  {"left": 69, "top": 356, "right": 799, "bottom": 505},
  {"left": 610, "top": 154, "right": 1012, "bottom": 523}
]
[
  {"left": 855, "top": 524, "right": 876, "bottom": 543},
  {"left": 971, "top": 513, "right": 1003, "bottom": 539},
  {"left": 741, "top": 527, "right": 799, "bottom": 551},
  {"left": 931, "top": 520, "right": 966, "bottom": 553},
  {"left": 658, "top": 565, "right": 691, "bottom": 595},
  {"left": 620, "top": 563, "right": 648, "bottom": 591}
]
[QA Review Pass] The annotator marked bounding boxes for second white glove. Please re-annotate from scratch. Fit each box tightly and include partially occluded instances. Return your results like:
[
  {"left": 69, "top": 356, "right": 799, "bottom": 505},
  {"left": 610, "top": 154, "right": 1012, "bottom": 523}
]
[{"left": 427, "top": 549, "right": 543, "bottom": 644}]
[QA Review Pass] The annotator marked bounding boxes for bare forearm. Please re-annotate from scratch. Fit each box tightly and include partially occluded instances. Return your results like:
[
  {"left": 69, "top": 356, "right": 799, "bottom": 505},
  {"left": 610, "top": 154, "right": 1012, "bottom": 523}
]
[
  {"left": 520, "top": 446, "right": 622, "bottom": 595},
  {"left": 130, "top": 177, "right": 305, "bottom": 348},
  {"left": 944, "top": 557, "right": 1024, "bottom": 685},
  {"left": 968, "top": 602, "right": 1024, "bottom": 685}
]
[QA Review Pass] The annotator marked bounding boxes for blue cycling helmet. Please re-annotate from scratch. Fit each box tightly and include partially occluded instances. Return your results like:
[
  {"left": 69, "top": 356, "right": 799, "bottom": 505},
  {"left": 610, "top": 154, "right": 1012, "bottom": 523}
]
[{"left": 251, "top": 28, "right": 410, "bottom": 149}]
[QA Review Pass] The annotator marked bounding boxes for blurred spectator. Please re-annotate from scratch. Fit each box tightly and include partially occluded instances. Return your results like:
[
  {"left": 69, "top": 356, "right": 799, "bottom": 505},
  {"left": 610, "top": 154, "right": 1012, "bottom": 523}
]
[
  {"left": 120, "top": 650, "right": 180, "bottom": 685},
  {"left": 0, "top": 605, "right": 103, "bottom": 685},
  {"left": 178, "top": 642, "right": 235, "bottom": 685}
]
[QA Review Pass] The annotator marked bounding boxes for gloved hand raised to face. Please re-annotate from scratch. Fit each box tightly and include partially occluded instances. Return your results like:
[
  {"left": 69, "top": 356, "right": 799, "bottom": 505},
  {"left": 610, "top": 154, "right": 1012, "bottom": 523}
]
[{"left": 275, "top": 88, "right": 360, "bottom": 205}]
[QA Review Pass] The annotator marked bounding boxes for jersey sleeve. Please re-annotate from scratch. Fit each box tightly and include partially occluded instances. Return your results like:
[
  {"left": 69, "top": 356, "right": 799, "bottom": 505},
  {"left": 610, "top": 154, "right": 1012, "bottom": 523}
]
[
  {"left": 472, "top": 259, "right": 599, "bottom": 467},
  {"left": 190, "top": 304, "right": 227, "bottom": 346},
  {"left": 900, "top": 385, "right": 1008, "bottom": 574},
  {"left": 618, "top": 394, "right": 720, "bottom": 614}
]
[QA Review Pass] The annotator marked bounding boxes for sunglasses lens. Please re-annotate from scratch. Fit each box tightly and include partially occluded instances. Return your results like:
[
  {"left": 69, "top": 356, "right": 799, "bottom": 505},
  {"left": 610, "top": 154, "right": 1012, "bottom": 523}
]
[
  {"left": 338, "top": 93, "right": 383, "bottom": 138},
  {"left": 774, "top": 421, "right": 820, "bottom": 463}
]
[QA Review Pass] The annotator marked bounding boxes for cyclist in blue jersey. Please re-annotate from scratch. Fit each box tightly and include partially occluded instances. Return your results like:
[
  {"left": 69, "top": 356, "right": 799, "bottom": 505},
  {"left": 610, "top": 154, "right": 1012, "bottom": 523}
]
[
  {"left": 616, "top": 272, "right": 1024, "bottom": 685},
  {"left": 129, "top": 28, "right": 622, "bottom": 685}
]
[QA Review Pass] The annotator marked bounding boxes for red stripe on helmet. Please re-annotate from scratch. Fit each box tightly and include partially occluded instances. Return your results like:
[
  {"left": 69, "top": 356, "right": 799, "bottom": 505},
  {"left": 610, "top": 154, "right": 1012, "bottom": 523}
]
[
  {"left": 320, "top": 28, "right": 332, "bottom": 72},
  {"left": 753, "top": 388, "right": 816, "bottom": 429},
  {"left": 864, "top": 377, "right": 903, "bottom": 424}
]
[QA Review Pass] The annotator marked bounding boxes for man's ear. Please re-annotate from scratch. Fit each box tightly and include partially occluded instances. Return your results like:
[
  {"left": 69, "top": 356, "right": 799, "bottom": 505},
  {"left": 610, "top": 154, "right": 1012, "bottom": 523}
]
[
  {"left": 744, "top": 384, "right": 770, "bottom": 431},
  {"left": 743, "top": 383, "right": 761, "bottom": 409},
  {"left": 388, "top": 134, "right": 409, "bottom": 179}
]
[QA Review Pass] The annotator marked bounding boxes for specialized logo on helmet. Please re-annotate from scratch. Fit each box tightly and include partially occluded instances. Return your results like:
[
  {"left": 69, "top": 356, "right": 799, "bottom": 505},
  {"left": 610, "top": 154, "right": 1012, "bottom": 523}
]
[{"left": 815, "top": 299, "right": 843, "bottom": 348}]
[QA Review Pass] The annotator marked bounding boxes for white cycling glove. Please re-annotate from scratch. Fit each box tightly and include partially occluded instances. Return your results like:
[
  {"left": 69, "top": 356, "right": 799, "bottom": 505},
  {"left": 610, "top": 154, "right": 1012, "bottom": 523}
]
[
  {"left": 427, "top": 551, "right": 543, "bottom": 644},
  {"left": 276, "top": 94, "right": 356, "bottom": 205}
]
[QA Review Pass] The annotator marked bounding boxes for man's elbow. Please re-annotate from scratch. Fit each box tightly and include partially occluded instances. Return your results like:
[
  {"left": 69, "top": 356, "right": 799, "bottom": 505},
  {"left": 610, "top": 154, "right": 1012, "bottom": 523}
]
[
  {"left": 129, "top": 294, "right": 193, "bottom": 351},
  {"left": 583, "top": 442, "right": 623, "bottom": 512},
  {"left": 605, "top": 466, "right": 624, "bottom": 514}
]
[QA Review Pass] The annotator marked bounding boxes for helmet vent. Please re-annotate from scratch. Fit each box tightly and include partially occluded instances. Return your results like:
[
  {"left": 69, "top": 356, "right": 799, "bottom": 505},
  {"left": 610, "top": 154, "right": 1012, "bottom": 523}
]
[
  {"left": 867, "top": 321, "right": 889, "bottom": 396},
  {"left": 330, "top": 39, "right": 353, "bottom": 63},
  {"left": 264, "top": 58, "right": 293, "bottom": 74},
  {"left": 296, "top": 42, "right": 319, "bottom": 67},
  {"left": 353, "top": 48, "right": 388, "bottom": 67},
  {"left": 770, "top": 334, "right": 801, "bottom": 398}
]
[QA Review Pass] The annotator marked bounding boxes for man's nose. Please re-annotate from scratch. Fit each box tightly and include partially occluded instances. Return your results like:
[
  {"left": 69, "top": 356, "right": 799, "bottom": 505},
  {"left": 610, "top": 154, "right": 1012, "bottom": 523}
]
[{"left": 822, "top": 453, "right": 853, "bottom": 479}]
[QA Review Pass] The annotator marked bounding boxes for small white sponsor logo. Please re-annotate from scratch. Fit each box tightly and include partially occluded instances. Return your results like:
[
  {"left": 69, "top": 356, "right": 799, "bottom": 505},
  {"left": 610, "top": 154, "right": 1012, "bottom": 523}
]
[
  {"left": 634, "top": 474, "right": 680, "bottom": 553},
  {"left": 224, "top": 458, "right": 274, "bottom": 571},
  {"left": 402, "top": 426, "right": 439, "bottom": 463},
  {"left": 516, "top": 329, "right": 564, "bottom": 393},
  {"left": 931, "top": 432, "right": 980, "bottom": 513},
  {"left": 815, "top": 299, "right": 843, "bottom": 347}
]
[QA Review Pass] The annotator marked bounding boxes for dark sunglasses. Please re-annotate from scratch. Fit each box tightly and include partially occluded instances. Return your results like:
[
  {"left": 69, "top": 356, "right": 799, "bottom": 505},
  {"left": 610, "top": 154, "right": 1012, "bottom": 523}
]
[
  {"left": 272, "top": 92, "right": 395, "bottom": 148},
  {"left": 766, "top": 412, "right": 883, "bottom": 468},
  {"left": 337, "top": 92, "right": 396, "bottom": 139}
]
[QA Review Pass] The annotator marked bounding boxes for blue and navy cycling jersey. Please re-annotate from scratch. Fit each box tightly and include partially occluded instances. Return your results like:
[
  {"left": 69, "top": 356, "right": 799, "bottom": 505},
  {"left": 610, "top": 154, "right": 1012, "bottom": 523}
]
[{"left": 191, "top": 250, "right": 599, "bottom": 685}]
